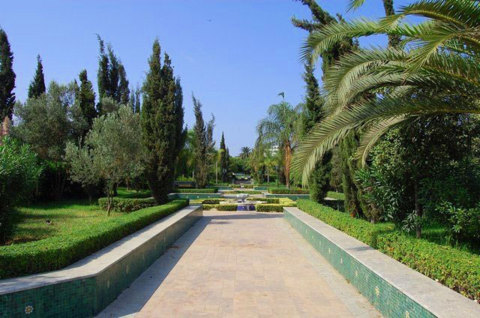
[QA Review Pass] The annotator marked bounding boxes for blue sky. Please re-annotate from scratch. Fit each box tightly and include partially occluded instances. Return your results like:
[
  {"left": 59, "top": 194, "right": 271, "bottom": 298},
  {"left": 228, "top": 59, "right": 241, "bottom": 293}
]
[{"left": 0, "top": 0, "right": 410, "bottom": 155}]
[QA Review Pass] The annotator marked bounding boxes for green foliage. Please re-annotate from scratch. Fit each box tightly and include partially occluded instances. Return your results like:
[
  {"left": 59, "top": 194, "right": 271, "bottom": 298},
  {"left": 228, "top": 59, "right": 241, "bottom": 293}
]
[
  {"left": 192, "top": 96, "right": 215, "bottom": 188},
  {"left": 436, "top": 202, "right": 480, "bottom": 244},
  {"left": 0, "top": 137, "right": 42, "bottom": 243},
  {"left": 202, "top": 199, "right": 220, "bottom": 204},
  {"left": 66, "top": 105, "right": 144, "bottom": 213},
  {"left": 96, "top": 36, "right": 129, "bottom": 109},
  {"left": 98, "top": 197, "right": 156, "bottom": 212},
  {"left": 141, "top": 40, "right": 184, "bottom": 204},
  {"left": 0, "top": 28, "right": 16, "bottom": 120},
  {"left": 257, "top": 101, "right": 302, "bottom": 187},
  {"left": 326, "top": 191, "right": 345, "bottom": 200},
  {"left": 297, "top": 199, "right": 393, "bottom": 247},
  {"left": 0, "top": 200, "right": 187, "bottom": 279},
  {"left": 14, "top": 82, "right": 83, "bottom": 200},
  {"left": 202, "top": 204, "right": 237, "bottom": 211},
  {"left": 223, "top": 190, "right": 261, "bottom": 195},
  {"left": 77, "top": 70, "right": 97, "bottom": 134},
  {"left": 219, "top": 133, "right": 229, "bottom": 182},
  {"left": 175, "top": 188, "right": 217, "bottom": 193},
  {"left": 28, "top": 55, "right": 46, "bottom": 99},
  {"left": 116, "top": 188, "right": 151, "bottom": 199},
  {"left": 269, "top": 188, "right": 309, "bottom": 194},
  {"left": 256, "top": 198, "right": 296, "bottom": 212},
  {"left": 297, "top": 199, "right": 480, "bottom": 300}
]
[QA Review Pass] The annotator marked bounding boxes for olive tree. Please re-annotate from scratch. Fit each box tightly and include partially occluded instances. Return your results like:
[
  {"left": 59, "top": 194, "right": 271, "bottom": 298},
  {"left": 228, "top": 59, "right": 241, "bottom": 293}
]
[{"left": 66, "top": 105, "right": 144, "bottom": 214}]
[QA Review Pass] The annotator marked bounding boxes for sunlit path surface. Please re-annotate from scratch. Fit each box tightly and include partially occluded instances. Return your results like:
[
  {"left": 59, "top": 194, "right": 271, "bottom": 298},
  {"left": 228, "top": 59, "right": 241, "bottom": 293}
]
[{"left": 98, "top": 211, "right": 380, "bottom": 318}]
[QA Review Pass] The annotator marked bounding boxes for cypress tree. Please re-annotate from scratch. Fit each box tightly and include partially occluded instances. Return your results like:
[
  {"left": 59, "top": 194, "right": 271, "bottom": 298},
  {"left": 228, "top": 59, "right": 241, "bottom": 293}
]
[
  {"left": 77, "top": 70, "right": 97, "bottom": 132},
  {"left": 0, "top": 29, "right": 16, "bottom": 120},
  {"left": 192, "top": 96, "right": 208, "bottom": 188},
  {"left": 141, "top": 40, "right": 181, "bottom": 203},
  {"left": 129, "top": 86, "right": 141, "bottom": 113},
  {"left": 174, "top": 78, "right": 186, "bottom": 155},
  {"left": 96, "top": 35, "right": 130, "bottom": 113},
  {"left": 220, "top": 132, "right": 228, "bottom": 182},
  {"left": 28, "top": 55, "right": 46, "bottom": 99}
]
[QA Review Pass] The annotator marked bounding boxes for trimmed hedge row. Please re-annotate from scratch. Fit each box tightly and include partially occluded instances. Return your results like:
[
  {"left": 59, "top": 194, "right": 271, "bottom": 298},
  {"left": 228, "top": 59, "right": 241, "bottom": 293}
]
[
  {"left": 175, "top": 188, "right": 218, "bottom": 193},
  {"left": 0, "top": 200, "right": 188, "bottom": 279},
  {"left": 256, "top": 198, "right": 296, "bottom": 212},
  {"left": 269, "top": 188, "right": 309, "bottom": 194},
  {"left": 98, "top": 197, "right": 156, "bottom": 212},
  {"left": 223, "top": 190, "right": 262, "bottom": 194},
  {"left": 203, "top": 204, "right": 238, "bottom": 211},
  {"left": 296, "top": 199, "right": 480, "bottom": 300}
]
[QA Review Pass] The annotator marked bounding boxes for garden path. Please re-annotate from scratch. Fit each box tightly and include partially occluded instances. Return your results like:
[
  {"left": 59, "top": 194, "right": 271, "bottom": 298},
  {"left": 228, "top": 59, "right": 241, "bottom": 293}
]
[{"left": 98, "top": 210, "right": 380, "bottom": 317}]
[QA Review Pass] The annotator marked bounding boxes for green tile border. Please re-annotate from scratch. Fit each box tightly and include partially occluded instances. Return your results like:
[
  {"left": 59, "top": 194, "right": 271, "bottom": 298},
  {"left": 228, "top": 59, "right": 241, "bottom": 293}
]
[
  {"left": 284, "top": 208, "right": 436, "bottom": 318},
  {"left": 0, "top": 206, "right": 202, "bottom": 317}
]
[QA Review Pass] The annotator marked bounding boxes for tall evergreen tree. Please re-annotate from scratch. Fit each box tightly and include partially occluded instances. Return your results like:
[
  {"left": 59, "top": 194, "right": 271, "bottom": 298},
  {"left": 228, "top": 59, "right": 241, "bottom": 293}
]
[
  {"left": 129, "top": 85, "right": 141, "bottom": 113},
  {"left": 220, "top": 132, "right": 228, "bottom": 182},
  {"left": 174, "top": 78, "right": 186, "bottom": 156},
  {"left": 193, "top": 95, "right": 215, "bottom": 188},
  {"left": 141, "top": 40, "right": 181, "bottom": 203},
  {"left": 96, "top": 35, "right": 130, "bottom": 113},
  {"left": 28, "top": 55, "right": 46, "bottom": 99},
  {"left": 77, "top": 70, "right": 97, "bottom": 134},
  {"left": 0, "top": 29, "right": 16, "bottom": 120}
]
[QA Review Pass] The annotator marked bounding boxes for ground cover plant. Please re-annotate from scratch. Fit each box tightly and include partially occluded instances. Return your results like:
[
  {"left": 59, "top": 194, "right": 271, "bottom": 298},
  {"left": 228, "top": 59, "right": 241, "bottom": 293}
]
[
  {"left": 268, "top": 188, "right": 309, "bottom": 194},
  {"left": 256, "top": 198, "right": 296, "bottom": 212}
]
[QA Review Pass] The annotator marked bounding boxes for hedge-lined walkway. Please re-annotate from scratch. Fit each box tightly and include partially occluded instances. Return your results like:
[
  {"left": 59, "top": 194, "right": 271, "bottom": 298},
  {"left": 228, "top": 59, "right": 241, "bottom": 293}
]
[{"left": 98, "top": 211, "right": 380, "bottom": 317}]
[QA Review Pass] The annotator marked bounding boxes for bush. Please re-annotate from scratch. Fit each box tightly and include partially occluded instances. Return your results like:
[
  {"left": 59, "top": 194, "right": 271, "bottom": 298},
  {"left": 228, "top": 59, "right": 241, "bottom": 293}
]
[
  {"left": 98, "top": 197, "right": 157, "bottom": 212},
  {"left": 297, "top": 199, "right": 480, "bottom": 300},
  {"left": 269, "top": 188, "right": 308, "bottom": 194},
  {"left": 436, "top": 202, "right": 480, "bottom": 244},
  {"left": 202, "top": 204, "right": 237, "bottom": 211},
  {"left": 0, "top": 200, "right": 188, "bottom": 279},
  {"left": 0, "top": 137, "right": 42, "bottom": 243},
  {"left": 224, "top": 190, "right": 262, "bottom": 194},
  {"left": 175, "top": 188, "right": 217, "bottom": 193},
  {"left": 256, "top": 198, "right": 296, "bottom": 213},
  {"left": 202, "top": 199, "right": 220, "bottom": 204}
]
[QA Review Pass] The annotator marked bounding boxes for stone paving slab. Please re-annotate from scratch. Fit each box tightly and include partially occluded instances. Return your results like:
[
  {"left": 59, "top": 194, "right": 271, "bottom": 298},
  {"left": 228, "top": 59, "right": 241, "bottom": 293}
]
[{"left": 98, "top": 211, "right": 381, "bottom": 318}]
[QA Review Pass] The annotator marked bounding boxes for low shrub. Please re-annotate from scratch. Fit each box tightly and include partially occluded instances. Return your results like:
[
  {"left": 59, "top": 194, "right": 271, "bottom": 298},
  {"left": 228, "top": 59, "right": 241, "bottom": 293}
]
[
  {"left": 202, "top": 204, "right": 237, "bottom": 211},
  {"left": 269, "top": 188, "right": 309, "bottom": 194},
  {"left": 98, "top": 197, "right": 157, "bottom": 212},
  {"left": 256, "top": 198, "right": 296, "bottom": 213},
  {"left": 0, "top": 200, "right": 188, "bottom": 279},
  {"left": 224, "top": 190, "right": 262, "bottom": 194},
  {"left": 296, "top": 199, "right": 480, "bottom": 300},
  {"left": 116, "top": 188, "right": 152, "bottom": 199},
  {"left": 175, "top": 188, "right": 218, "bottom": 193},
  {"left": 202, "top": 199, "right": 220, "bottom": 204}
]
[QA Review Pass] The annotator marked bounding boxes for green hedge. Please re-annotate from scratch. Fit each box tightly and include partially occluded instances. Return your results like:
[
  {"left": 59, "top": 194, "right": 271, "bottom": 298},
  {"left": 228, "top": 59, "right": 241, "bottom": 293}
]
[
  {"left": 269, "top": 188, "right": 309, "bottom": 194},
  {"left": 223, "top": 190, "right": 262, "bottom": 194},
  {"left": 175, "top": 188, "right": 217, "bottom": 193},
  {"left": 256, "top": 198, "right": 296, "bottom": 212},
  {"left": 202, "top": 204, "right": 238, "bottom": 211},
  {"left": 0, "top": 200, "right": 188, "bottom": 279},
  {"left": 296, "top": 199, "right": 480, "bottom": 300},
  {"left": 98, "top": 197, "right": 157, "bottom": 212},
  {"left": 202, "top": 199, "right": 220, "bottom": 204}
]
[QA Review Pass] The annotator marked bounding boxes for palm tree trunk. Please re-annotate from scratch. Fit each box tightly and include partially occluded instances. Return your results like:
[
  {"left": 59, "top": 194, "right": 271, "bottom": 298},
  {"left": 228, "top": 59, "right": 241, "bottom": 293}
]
[{"left": 284, "top": 142, "right": 292, "bottom": 188}]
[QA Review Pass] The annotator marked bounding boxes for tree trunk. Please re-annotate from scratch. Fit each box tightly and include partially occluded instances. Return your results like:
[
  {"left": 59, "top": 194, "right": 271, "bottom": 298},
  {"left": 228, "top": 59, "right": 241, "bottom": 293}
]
[
  {"left": 284, "top": 142, "right": 292, "bottom": 188},
  {"left": 414, "top": 180, "right": 422, "bottom": 238}
]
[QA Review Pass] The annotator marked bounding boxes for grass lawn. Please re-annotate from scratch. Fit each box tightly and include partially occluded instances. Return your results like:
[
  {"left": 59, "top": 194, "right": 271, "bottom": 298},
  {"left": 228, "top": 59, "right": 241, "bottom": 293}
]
[
  {"left": 7, "top": 200, "right": 122, "bottom": 245},
  {"left": 326, "top": 191, "right": 345, "bottom": 201}
]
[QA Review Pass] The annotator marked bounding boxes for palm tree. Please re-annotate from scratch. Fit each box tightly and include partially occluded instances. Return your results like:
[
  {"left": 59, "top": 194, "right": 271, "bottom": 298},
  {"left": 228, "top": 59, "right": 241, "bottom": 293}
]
[
  {"left": 293, "top": 0, "right": 480, "bottom": 185},
  {"left": 258, "top": 101, "right": 302, "bottom": 187},
  {"left": 239, "top": 146, "right": 251, "bottom": 160}
]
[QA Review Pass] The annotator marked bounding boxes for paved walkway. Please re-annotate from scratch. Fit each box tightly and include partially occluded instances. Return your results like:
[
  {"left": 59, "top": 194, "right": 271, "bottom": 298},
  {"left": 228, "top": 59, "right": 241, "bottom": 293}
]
[{"left": 98, "top": 211, "right": 380, "bottom": 318}]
